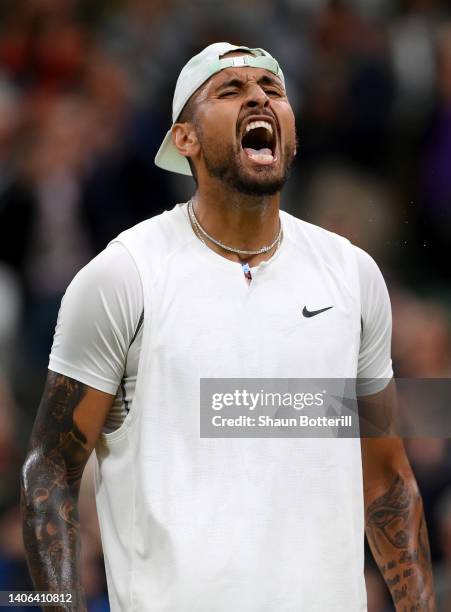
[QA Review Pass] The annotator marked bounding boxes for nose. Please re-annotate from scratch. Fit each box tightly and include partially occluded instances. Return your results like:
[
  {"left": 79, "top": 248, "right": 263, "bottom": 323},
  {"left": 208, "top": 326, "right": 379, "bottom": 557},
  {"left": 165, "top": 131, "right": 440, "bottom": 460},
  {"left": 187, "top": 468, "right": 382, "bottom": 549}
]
[{"left": 244, "top": 83, "right": 270, "bottom": 109}]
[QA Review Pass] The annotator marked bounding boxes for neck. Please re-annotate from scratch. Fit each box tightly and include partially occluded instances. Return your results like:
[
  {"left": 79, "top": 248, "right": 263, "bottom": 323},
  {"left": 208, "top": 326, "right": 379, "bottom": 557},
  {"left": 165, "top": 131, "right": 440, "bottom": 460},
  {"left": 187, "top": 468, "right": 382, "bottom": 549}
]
[{"left": 193, "top": 179, "right": 281, "bottom": 259}]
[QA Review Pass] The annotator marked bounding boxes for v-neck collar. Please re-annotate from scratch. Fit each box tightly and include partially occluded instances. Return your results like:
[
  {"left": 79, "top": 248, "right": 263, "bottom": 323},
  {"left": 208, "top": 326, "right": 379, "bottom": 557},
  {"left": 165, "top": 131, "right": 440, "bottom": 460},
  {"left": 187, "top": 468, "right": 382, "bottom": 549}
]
[{"left": 176, "top": 201, "right": 288, "bottom": 284}]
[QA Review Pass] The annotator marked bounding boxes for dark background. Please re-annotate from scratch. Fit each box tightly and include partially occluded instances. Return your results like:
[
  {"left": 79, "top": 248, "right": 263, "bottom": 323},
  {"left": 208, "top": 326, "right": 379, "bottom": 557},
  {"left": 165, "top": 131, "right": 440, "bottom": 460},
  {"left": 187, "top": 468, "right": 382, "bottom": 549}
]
[{"left": 0, "top": 0, "right": 450, "bottom": 610}]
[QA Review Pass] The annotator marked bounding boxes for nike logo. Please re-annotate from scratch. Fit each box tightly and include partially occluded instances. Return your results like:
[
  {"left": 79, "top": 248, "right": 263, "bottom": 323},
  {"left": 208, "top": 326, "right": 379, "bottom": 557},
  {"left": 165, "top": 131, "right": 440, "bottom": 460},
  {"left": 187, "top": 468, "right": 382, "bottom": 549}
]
[{"left": 302, "top": 306, "right": 333, "bottom": 318}]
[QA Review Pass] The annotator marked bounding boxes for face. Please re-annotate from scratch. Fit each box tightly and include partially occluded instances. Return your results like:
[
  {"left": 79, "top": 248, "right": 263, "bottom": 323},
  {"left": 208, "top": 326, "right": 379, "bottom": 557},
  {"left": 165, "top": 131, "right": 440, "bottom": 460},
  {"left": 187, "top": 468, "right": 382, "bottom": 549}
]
[{"left": 188, "top": 61, "right": 297, "bottom": 196}]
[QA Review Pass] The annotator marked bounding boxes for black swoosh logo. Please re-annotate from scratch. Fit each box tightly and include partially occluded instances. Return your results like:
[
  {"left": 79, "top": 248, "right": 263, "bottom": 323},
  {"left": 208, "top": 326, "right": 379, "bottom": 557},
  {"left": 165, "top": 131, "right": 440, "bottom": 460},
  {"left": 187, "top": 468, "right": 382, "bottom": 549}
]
[{"left": 302, "top": 306, "right": 333, "bottom": 318}]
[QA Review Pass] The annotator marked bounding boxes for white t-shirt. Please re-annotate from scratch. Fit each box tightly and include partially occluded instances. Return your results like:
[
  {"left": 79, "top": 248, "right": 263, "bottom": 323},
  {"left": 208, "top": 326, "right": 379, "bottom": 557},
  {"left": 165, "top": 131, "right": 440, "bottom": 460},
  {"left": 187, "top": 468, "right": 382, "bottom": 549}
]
[
  {"left": 49, "top": 203, "right": 393, "bottom": 611},
  {"left": 49, "top": 229, "right": 392, "bottom": 433}
]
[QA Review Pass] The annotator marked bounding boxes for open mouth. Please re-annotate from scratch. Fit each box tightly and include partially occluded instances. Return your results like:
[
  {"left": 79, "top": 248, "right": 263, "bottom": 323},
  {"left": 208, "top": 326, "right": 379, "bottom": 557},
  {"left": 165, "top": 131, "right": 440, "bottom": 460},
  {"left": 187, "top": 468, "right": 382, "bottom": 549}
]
[{"left": 241, "top": 119, "right": 277, "bottom": 165}]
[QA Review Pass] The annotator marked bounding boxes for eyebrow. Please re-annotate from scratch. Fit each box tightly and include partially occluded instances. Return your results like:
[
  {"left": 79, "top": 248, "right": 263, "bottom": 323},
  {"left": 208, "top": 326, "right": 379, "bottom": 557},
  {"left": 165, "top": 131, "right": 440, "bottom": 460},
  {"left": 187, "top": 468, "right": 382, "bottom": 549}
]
[
  {"left": 215, "top": 74, "right": 283, "bottom": 91},
  {"left": 257, "top": 75, "right": 283, "bottom": 88}
]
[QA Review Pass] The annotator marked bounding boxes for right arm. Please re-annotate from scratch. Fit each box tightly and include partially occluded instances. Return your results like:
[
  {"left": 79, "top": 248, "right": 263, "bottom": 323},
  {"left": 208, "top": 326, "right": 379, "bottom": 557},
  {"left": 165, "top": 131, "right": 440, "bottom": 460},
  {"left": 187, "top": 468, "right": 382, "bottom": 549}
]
[
  {"left": 20, "top": 243, "right": 143, "bottom": 610},
  {"left": 20, "top": 372, "right": 114, "bottom": 611}
]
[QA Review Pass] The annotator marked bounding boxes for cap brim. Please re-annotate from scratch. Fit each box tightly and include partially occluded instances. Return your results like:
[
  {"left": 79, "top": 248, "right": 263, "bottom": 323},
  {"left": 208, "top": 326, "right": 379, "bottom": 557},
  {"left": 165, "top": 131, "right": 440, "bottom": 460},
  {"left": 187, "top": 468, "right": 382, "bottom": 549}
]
[{"left": 154, "top": 129, "right": 192, "bottom": 176}]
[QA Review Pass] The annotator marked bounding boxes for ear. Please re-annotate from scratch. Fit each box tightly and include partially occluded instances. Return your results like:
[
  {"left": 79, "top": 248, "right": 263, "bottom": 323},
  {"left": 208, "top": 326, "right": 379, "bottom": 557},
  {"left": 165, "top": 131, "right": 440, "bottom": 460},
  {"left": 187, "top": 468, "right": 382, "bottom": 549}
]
[{"left": 172, "top": 123, "right": 200, "bottom": 158}]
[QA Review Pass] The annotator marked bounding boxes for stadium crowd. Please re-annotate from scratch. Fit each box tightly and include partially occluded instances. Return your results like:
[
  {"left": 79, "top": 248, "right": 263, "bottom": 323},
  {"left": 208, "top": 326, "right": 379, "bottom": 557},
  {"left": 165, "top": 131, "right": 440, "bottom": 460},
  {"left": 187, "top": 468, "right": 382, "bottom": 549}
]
[{"left": 0, "top": 0, "right": 450, "bottom": 610}]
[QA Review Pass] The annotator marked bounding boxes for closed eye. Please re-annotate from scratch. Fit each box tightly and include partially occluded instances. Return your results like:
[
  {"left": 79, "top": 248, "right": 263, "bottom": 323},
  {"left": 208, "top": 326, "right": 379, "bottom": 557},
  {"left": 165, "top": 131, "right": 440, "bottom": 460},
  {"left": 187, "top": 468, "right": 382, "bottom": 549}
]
[
  {"left": 218, "top": 90, "right": 239, "bottom": 98},
  {"left": 266, "top": 89, "right": 282, "bottom": 96}
]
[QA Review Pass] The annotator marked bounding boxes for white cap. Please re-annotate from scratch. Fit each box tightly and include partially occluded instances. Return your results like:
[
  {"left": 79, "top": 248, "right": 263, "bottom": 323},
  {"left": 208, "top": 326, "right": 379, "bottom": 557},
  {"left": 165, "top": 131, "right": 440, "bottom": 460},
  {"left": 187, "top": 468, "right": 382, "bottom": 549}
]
[{"left": 154, "top": 42, "right": 285, "bottom": 176}]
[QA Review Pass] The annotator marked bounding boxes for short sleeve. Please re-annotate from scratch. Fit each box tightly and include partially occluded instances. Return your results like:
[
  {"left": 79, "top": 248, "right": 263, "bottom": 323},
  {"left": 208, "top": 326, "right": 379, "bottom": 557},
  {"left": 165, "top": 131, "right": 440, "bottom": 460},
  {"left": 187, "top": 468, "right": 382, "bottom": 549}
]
[
  {"left": 49, "top": 242, "right": 143, "bottom": 395},
  {"left": 354, "top": 246, "right": 393, "bottom": 397}
]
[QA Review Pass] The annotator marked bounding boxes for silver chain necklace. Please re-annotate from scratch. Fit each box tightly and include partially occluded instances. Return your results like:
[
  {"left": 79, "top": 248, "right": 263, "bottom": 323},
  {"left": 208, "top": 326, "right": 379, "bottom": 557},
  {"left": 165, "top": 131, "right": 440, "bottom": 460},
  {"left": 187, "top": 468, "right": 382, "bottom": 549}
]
[{"left": 187, "top": 199, "right": 282, "bottom": 256}]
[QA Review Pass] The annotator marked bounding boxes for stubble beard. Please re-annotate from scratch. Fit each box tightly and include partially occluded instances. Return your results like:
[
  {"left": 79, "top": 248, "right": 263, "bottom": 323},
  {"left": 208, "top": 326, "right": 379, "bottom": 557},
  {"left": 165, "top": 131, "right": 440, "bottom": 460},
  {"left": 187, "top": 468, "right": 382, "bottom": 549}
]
[{"left": 200, "top": 138, "right": 295, "bottom": 197}]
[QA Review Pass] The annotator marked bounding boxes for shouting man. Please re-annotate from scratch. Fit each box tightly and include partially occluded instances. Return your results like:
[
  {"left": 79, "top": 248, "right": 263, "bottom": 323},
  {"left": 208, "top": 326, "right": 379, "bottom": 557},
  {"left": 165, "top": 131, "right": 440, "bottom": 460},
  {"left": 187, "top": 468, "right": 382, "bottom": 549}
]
[{"left": 21, "top": 43, "right": 436, "bottom": 611}]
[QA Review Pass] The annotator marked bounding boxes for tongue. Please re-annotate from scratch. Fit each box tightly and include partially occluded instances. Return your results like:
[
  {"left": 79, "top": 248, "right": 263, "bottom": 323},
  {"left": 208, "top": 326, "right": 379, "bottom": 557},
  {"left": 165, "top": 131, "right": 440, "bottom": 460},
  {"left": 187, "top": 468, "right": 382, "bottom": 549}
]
[
  {"left": 244, "top": 147, "right": 272, "bottom": 156},
  {"left": 243, "top": 147, "right": 274, "bottom": 164}
]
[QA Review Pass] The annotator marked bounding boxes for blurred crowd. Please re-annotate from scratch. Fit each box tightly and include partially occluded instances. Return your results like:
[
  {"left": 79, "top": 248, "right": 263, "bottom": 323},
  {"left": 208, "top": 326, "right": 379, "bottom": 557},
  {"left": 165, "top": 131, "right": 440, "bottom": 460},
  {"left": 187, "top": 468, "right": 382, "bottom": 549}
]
[{"left": 0, "top": 0, "right": 450, "bottom": 610}]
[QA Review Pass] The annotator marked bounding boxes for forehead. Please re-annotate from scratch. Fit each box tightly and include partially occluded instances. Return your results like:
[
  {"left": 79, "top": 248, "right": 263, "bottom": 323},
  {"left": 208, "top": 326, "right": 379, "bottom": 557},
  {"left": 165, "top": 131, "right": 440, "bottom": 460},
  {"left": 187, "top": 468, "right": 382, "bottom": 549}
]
[{"left": 205, "top": 66, "right": 284, "bottom": 92}]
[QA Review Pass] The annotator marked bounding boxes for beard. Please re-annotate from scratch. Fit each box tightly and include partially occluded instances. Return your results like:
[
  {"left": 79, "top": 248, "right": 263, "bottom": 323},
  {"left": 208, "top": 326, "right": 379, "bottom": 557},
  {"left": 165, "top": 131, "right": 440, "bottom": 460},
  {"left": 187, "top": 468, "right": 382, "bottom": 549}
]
[{"left": 199, "top": 135, "right": 296, "bottom": 197}]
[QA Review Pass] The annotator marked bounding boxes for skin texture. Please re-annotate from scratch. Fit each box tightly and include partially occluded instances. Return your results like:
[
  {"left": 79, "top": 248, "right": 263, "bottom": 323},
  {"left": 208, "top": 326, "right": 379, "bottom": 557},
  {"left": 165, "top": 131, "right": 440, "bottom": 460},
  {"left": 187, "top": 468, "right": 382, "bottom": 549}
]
[
  {"left": 360, "top": 382, "right": 436, "bottom": 610},
  {"left": 20, "top": 371, "right": 114, "bottom": 611},
  {"left": 189, "top": 72, "right": 295, "bottom": 196}
]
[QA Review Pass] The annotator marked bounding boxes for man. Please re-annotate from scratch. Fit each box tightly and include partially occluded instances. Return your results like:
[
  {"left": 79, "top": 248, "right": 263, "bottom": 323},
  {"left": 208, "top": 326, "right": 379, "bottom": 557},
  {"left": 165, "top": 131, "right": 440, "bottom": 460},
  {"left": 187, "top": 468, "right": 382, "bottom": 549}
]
[{"left": 21, "top": 43, "right": 436, "bottom": 611}]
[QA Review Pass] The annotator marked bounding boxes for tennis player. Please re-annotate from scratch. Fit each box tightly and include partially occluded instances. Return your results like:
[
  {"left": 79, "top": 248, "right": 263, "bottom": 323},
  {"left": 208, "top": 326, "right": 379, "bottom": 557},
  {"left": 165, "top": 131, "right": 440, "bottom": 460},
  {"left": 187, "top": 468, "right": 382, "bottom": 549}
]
[{"left": 21, "top": 43, "right": 436, "bottom": 611}]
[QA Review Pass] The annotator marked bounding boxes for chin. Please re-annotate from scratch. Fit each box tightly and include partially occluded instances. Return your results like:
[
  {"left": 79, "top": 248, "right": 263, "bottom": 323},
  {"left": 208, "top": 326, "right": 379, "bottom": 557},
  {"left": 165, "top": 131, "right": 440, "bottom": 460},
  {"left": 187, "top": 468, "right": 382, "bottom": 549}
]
[
  {"left": 230, "top": 162, "right": 290, "bottom": 196},
  {"left": 203, "top": 144, "right": 294, "bottom": 196},
  {"left": 232, "top": 174, "right": 287, "bottom": 196}
]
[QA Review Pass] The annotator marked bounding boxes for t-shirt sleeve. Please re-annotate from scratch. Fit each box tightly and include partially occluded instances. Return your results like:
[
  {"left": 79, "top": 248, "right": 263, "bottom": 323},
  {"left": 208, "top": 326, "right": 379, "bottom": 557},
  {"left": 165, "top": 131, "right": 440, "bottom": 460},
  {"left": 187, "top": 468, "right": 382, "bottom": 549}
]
[
  {"left": 49, "top": 242, "right": 143, "bottom": 395},
  {"left": 354, "top": 246, "right": 393, "bottom": 397}
]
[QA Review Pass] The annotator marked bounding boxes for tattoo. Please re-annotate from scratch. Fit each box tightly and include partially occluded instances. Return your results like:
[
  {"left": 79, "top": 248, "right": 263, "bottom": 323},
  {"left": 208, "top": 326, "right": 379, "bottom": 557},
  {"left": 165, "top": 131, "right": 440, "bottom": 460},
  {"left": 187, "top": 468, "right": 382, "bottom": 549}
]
[
  {"left": 367, "top": 475, "right": 410, "bottom": 554},
  {"left": 20, "top": 372, "right": 89, "bottom": 611},
  {"left": 366, "top": 475, "right": 436, "bottom": 611},
  {"left": 394, "top": 584, "right": 408, "bottom": 603},
  {"left": 388, "top": 560, "right": 397, "bottom": 570},
  {"left": 387, "top": 574, "right": 400, "bottom": 588}
]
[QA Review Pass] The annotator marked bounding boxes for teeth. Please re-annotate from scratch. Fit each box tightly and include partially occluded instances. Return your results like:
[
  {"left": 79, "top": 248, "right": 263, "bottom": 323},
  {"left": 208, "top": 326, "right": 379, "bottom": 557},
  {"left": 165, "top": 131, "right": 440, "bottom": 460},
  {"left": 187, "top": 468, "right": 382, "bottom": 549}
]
[{"left": 245, "top": 120, "right": 273, "bottom": 135}]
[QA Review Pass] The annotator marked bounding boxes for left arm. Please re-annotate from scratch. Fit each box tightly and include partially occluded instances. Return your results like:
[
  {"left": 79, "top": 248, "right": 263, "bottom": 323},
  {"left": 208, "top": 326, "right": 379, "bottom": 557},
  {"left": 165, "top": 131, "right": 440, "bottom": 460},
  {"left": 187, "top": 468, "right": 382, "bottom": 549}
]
[{"left": 360, "top": 383, "right": 436, "bottom": 611}]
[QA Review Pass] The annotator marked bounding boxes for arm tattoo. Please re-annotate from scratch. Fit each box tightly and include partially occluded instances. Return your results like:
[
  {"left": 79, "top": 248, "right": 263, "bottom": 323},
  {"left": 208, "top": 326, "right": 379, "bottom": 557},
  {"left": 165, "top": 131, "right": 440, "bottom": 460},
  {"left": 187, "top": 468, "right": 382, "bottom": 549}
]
[
  {"left": 366, "top": 474, "right": 436, "bottom": 611},
  {"left": 20, "top": 372, "right": 89, "bottom": 611}
]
